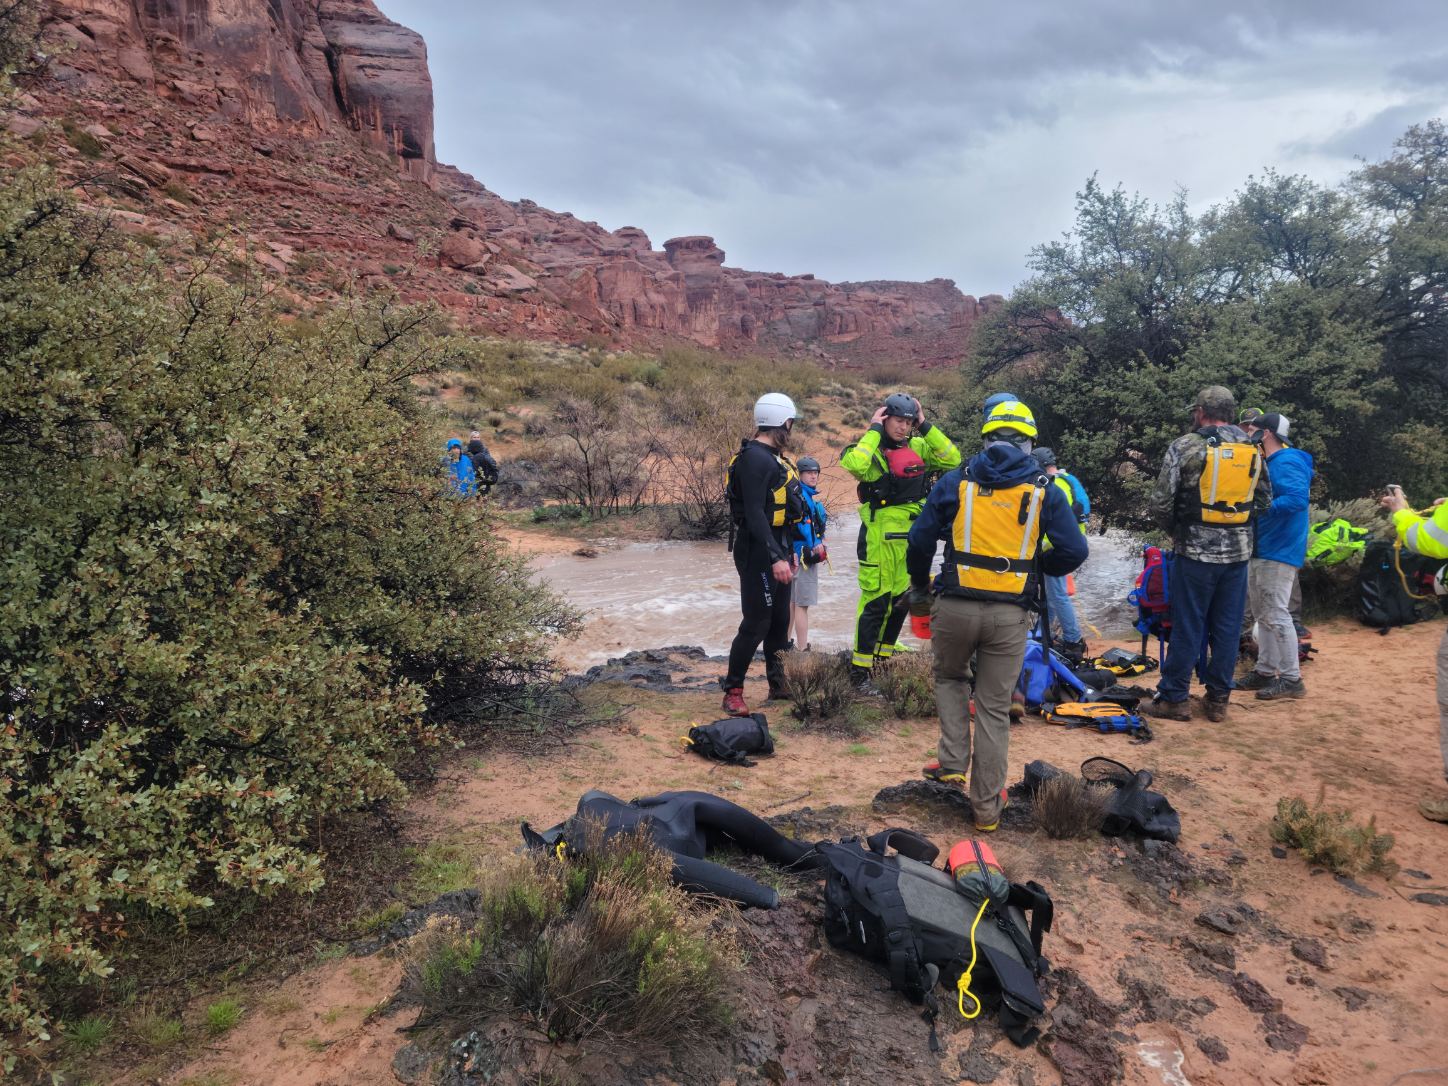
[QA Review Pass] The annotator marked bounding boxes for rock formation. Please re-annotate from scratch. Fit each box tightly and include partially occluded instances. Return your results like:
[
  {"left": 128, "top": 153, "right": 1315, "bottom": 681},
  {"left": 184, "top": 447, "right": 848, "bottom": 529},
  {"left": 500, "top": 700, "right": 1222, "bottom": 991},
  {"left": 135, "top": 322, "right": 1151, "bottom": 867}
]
[{"left": 24, "top": 0, "right": 998, "bottom": 365}]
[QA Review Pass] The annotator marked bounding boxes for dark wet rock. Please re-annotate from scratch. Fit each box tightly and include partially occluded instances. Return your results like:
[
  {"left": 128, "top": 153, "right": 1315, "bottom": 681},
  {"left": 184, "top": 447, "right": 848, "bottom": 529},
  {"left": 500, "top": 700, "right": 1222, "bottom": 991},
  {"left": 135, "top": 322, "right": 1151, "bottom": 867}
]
[
  {"left": 1261, "top": 1011, "right": 1308, "bottom": 1053},
  {"left": 765, "top": 804, "right": 860, "bottom": 842},
  {"left": 564, "top": 646, "right": 711, "bottom": 693},
  {"left": 873, "top": 778, "right": 975, "bottom": 821},
  {"left": 961, "top": 1048, "right": 1007, "bottom": 1086},
  {"left": 1183, "top": 934, "right": 1235, "bottom": 969},
  {"left": 1016, "top": 1069, "right": 1036, "bottom": 1086},
  {"left": 1333, "top": 985, "right": 1371, "bottom": 1011},
  {"left": 1405, "top": 868, "right": 1432, "bottom": 879},
  {"left": 1195, "top": 908, "right": 1245, "bottom": 936},
  {"left": 438, "top": 1029, "right": 507, "bottom": 1086},
  {"left": 391, "top": 1041, "right": 434, "bottom": 1084},
  {"left": 1230, "top": 972, "right": 1281, "bottom": 1014},
  {"left": 1271, "top": 846, "right": 1288, "bottom": 859},
  {"left": 350, "top": 889, "right": 479, "bottom": 955},
  {"left": 1290, "top": 937, "right": 1327, "bottom": 969},
  {"left": 1129, "top": 840, "right": 1229, "bottom": 900},
  {"left": 1196, "top": 1036, "right": 1229, "bottom": 1064},
  {"left": 1334, "top": 874, "right": 1381, "bottom": 899},
  {"left": 1116, "top": 964, "right": 1215, "bottom": 1028},
  {"left": 1041, "top": 968, "right": 1123, "bottom": 1086},
  {"left": 1411, "top": 892, "right": 1448, "bottom": 906}
]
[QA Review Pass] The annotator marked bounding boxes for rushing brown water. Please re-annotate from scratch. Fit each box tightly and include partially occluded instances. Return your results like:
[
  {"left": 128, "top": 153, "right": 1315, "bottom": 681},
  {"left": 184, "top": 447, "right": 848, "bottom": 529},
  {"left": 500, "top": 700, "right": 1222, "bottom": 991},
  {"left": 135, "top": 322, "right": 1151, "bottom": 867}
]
[{"left": 536, "top": 520, "right": 1148, "bottom": 667}]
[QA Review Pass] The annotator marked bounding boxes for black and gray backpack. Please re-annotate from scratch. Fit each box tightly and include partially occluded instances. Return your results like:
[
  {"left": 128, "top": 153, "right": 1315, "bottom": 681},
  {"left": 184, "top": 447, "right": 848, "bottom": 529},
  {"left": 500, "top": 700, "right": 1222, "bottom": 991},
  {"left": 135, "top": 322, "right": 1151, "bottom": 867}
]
[
  {"left": 685, "top": 713, "right": 775, "bottom": 767},
  {"left": 815, "top": 828, "right": 1053, "bottom": 1048}
]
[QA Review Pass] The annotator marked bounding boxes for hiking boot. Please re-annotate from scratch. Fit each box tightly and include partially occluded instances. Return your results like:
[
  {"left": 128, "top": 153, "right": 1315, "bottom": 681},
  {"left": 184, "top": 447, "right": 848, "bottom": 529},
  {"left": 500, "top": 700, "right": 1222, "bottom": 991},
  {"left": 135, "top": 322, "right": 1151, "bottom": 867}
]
[
  {"left": 922, "top": 761, "right": 968, "bottom": 786},
  {"left": 1255, "top": 676, "right": 1306, "bottom": 701},
  {"left": 1058, "top": 638, "right": 1088, "bottom": 662},
  {"left": 1009, "top": 689, "right": 1026, "bottom": 721},
  {"left": 721, "top": 687, "right": 749, "bottom": 716},
  {"left": 763, "top": 683, "right": 789, "bottom": 704},
  {"left": 1235, "top": 670, "right": 1275, "bottom": 691},
  {"left": 849, "top": 666, "right": 880, "bottom": 696},
  {"left": 1420, "top": 795, "right": 1448, "bottom": 823},
  {"left": 974, "top": 790, "right": 1009, "bottom": 833},
  {"left": 1204, "top": 693, "right": 1230, "bottom": 723},
  {"left": 1141, "top": 697, "right": 1192, "bottom": 722}
]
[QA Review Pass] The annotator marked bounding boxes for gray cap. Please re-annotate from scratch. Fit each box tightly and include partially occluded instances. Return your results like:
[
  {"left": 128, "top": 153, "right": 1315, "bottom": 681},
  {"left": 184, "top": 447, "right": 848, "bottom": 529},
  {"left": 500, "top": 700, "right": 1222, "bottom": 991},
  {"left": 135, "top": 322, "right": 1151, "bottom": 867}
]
[{"left": 1190, "top": 385, "right": 1237, "bottom": 421}]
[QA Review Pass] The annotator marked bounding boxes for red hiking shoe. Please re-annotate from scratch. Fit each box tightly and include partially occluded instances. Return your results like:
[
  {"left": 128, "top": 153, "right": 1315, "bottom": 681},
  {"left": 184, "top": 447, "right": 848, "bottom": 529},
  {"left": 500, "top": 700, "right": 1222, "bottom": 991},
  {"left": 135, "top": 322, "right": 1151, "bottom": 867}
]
[{"left": 721, "top": 687, "right": 749, "bottom": 716}]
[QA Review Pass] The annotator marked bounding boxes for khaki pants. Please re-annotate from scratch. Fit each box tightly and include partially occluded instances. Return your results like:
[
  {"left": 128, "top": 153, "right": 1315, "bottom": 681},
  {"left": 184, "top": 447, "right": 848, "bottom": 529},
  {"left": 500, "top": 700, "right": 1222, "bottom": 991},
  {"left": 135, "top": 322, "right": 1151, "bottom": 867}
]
[
  {"left": 931, "top": 596, "right": 1029, "bottom": 826},
  {"left": 1438, "top": 625, "right": 1448, "bottom": 783}
]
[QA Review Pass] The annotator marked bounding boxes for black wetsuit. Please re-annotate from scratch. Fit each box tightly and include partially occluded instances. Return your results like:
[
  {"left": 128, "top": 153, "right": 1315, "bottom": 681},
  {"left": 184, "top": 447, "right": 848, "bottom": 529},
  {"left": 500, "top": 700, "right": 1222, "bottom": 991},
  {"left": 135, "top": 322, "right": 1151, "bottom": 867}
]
[
  {"left": 725, "top": 439, "right": 796, "bottom": 691},
  {"left": 466, "top": 438, "right": 499, "bottom": 482}
]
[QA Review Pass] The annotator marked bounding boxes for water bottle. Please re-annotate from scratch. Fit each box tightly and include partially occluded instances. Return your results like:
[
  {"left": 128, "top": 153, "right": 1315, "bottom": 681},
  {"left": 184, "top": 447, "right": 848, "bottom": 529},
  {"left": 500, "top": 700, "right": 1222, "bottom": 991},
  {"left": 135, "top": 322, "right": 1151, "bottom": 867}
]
[{"left": 947, "top": 839, "right": 1009, "bottom": 905}]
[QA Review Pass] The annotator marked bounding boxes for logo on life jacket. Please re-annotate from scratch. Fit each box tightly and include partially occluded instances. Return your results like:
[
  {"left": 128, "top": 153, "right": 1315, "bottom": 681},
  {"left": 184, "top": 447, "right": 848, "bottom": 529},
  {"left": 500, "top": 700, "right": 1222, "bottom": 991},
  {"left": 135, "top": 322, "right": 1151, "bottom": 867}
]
[
  {"left": 1194, "top": 436, "right": 1261, "bottom": 526},
  {"left": 950, "top": 478, "right": 1047, "bottom": 598}
]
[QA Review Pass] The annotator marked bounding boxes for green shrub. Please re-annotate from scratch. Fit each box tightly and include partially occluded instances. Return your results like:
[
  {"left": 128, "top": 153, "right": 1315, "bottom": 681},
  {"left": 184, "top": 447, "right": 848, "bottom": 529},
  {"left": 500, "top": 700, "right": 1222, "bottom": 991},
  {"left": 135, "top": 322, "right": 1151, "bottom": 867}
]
[
  {"left": 61, "top": 1015, "right": 111, "bottom": 1053},
  {"left": 60, "top": 120, "right": 104, "bottom": 159},
  {"left": 130, "top": 1011, "right": 183, "bottom": 1050},
  {"left": 401, "top": 831, "right": 735, "bottom": 1053},
  {"left": 1271, "top": 788, "right": 1396, "bottom": 876},
  {"left": 204, "top": 999, "right": 243, "bottom": 1036},
  {"left": 874, "top": 652, "right": 935, "bottom": 718},
  {"left": 0, "top": 152, "right": 578, "bottom": 1066}
]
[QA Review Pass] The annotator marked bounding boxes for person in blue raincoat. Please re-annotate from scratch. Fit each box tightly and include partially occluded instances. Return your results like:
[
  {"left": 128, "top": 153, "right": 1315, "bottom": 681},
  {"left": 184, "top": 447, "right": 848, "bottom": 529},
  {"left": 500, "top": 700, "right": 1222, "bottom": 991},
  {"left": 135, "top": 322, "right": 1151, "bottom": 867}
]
[
  {"left": 445, "top": 437, "right": 477, "bottom": 497},
  {"left": 789, "top": 456, "right": 829, "bottom": 650}
]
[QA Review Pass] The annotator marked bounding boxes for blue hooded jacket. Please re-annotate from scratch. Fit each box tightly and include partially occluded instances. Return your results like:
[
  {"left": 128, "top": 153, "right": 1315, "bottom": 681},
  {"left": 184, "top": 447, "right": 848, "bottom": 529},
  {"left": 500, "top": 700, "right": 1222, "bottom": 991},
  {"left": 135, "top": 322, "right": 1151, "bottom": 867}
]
[
  {"left": 445, "top": 438, "right": 477, "bottom": 497},
  {"left": 1254, "top": 445, "right": 1314, "bottom": 566},
  {"left": 907, "top": 443, "right": 1087, "bottom": 605},
  {"left": 794, "top": 482, "right": 828, "bottom": 558}
]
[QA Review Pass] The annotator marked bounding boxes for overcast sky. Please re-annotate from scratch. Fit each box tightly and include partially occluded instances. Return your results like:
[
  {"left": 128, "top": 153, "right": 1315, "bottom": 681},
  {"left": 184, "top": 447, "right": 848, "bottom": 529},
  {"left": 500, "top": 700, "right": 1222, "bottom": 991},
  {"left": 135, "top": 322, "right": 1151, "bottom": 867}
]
[{"left": 378, "top": 1, "right": 1448, "bottom": 296}]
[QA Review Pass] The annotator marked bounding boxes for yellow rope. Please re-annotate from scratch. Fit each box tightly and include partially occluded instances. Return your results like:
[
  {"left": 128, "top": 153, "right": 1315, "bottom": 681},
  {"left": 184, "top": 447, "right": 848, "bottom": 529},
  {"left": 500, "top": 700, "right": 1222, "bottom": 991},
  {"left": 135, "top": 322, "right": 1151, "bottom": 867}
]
[
  {"left": 1395, "top": 541, "right": 1433, "bottom": 601},
  {"left": 955, "top": 897, "right": 991, "bottom": 1020}
]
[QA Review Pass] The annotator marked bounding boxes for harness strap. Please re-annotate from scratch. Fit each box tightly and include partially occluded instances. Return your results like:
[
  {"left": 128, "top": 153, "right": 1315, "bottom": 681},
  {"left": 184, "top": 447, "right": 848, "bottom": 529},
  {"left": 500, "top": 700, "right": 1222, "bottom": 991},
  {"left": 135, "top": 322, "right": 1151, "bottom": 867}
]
[{"left": 956, "top": 552, "right": 1036, "bottom": 574}]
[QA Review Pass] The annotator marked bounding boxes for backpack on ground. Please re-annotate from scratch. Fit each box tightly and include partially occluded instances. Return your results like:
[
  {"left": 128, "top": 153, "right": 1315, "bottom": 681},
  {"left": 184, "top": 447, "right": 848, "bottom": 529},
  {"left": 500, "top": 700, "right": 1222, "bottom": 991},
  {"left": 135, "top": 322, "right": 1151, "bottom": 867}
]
[
  {"left": 685, "top": 713, "right": 775, "bottom": 767},
  {"left": 816, "top": 828, "right": 1053, "bottom": 1049},
  {"left": 1306, "top": 518, "right": 1370, "bottom": 567},
  {"left": 1017, "top": 638, "right": 1088, "bottom": 710},
  {"left": 1357, "top": 539, "right": 1438, "bottom": 629}
]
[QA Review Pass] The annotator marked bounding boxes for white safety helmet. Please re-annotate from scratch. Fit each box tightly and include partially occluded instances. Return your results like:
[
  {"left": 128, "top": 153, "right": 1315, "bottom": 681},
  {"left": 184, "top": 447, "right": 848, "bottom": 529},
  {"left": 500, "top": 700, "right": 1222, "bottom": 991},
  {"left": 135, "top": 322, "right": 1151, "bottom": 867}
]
[{"left": 754, "top": 392, "right": 797, "bottom": 429}]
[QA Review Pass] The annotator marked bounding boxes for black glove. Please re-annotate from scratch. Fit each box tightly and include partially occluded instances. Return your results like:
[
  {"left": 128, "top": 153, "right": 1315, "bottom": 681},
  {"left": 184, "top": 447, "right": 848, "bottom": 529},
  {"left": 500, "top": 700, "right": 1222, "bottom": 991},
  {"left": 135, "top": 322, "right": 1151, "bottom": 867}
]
[{"left": 908, "top": 585, "right": 933, "bottom": 617}]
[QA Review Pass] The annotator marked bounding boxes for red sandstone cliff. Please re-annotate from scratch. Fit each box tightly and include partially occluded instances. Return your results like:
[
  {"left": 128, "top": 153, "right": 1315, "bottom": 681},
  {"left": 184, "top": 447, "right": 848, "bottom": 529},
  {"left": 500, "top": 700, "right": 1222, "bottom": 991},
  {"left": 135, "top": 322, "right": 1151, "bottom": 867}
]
[{"left": 19, "top": 0, "right": 999, "bottom": 366}]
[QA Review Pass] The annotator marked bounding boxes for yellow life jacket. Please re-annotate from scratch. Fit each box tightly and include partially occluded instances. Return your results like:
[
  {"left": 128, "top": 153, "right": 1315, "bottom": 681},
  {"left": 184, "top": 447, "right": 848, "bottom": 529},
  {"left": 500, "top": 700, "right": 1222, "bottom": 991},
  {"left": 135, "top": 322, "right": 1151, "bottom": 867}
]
[
  {"left": 951, "top": 477, "right": 1047, "bottom": 597},
  {"left": 726, "top": 445, "right": 804, "bottom": 529},
  {"left": 1195, "top": 437, "right": 1262, "bottom": 526}
]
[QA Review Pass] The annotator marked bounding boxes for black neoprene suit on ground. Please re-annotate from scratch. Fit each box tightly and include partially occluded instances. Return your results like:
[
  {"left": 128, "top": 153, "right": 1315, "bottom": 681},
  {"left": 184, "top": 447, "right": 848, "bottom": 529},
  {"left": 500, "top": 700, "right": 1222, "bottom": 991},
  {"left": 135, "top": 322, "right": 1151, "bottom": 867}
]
[{"left": 725, "top": 440, "right": 794, "bottom": 689}]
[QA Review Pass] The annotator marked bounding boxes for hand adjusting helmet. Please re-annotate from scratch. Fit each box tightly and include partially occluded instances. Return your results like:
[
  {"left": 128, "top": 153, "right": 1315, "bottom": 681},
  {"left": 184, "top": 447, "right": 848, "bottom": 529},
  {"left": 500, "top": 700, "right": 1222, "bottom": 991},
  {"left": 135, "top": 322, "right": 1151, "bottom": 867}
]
[
  {"left": 754, "top": 392, "right": 797, "bottom": 429},
  {"left": 882, "top": 392, "right": 918, "bottom": 419}
]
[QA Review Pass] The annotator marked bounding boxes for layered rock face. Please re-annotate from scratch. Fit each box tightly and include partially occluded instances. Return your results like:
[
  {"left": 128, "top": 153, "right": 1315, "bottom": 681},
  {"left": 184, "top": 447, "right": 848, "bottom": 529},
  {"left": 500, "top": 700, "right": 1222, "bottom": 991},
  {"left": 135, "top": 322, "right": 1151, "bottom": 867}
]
[
  {"left": 29, "top": 0, "right": 996, "bottom": 365},
  {"left": 45, "top": 0, "right": 434, "bottom": 180}
]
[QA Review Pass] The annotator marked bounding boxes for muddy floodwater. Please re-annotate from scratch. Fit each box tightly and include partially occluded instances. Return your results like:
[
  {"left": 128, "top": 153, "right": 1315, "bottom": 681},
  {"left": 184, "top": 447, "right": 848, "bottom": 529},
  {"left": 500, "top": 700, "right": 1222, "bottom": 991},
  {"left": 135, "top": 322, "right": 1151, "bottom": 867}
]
[{"left": 536, "top": 517, "right": 1147, "bottom": 667}]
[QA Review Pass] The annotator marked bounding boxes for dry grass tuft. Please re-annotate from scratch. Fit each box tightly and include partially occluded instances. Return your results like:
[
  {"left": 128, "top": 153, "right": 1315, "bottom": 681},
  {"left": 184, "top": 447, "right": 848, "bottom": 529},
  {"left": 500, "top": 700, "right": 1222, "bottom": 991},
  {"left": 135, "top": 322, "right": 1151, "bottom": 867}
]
[
  {"left": 400, "top": 830, "right": 736, "bottom": 1054},
  {"left": 874, "top": 652, "right": 935, "bottom": 718},
  {"left": 1271, "top": 787, "right": 1396, "bottom": 876},
  {"left": 1032, "top": 775, "right": 1113, "bottom": 839},
  {"left": 779, "top": 649, "right": 854, "bottom": 724}
]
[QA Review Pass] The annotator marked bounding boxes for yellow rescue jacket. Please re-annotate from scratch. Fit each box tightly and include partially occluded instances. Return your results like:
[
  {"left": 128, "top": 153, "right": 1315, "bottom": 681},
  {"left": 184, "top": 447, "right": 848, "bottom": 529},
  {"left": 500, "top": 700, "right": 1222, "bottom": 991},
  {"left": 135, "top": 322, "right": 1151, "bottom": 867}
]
[
  {"left": 1194, "top": 436, "right": 1262, "bottom": 526},
  {"left": 951, "top": 476, "right": 1048, "bottom": 599}
]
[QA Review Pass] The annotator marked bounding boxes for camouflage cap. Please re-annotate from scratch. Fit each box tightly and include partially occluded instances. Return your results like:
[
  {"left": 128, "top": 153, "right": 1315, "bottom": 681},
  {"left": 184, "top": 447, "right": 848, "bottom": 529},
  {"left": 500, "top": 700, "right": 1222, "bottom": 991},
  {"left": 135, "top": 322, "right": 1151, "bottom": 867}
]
[{"left": 1189, "top": 385, "right": 1237, "bottom": 421}]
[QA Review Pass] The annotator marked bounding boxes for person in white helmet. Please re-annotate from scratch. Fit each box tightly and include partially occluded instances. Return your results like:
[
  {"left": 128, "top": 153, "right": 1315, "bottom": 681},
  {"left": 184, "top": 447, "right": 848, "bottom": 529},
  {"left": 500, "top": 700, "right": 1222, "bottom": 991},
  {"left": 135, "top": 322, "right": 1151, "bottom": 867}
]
[{"left": 720, "top": 393, "right": 806, "bottom": 715}]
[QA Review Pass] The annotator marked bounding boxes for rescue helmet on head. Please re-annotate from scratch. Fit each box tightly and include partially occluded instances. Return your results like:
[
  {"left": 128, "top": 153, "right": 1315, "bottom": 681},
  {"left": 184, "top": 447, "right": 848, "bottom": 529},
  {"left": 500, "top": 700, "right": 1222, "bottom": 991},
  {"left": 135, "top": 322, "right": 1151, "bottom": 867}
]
[
  {"left": 982, "top": 399, "right": 1038, "bottom": 439},
  {"left": 882, "top": 392, "right": 918, "bottom": 420},
  {"left": 754, "top": 392, "right": 797, "bottom": 429},
  {"left": 797, "top": 455, "right": 821, "bottom": 473}
]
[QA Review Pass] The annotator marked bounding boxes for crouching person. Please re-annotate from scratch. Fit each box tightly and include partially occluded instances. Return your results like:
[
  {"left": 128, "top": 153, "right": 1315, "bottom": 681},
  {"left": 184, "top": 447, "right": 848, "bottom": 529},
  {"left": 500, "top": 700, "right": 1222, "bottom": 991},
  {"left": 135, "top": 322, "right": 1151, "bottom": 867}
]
[{"left": 906, "top": 400, "right": 1087, "bottom": 831}]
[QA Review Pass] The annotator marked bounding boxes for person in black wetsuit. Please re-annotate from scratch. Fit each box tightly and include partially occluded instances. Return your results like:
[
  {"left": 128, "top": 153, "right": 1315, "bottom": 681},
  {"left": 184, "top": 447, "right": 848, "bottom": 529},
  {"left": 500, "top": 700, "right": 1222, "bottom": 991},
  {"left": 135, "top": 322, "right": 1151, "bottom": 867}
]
[
  {"left": 466, "top": 430, "right": 500, "bottom": 490},
  {"left": 721, "top": 392, "right": 804, "bottom": 716}
]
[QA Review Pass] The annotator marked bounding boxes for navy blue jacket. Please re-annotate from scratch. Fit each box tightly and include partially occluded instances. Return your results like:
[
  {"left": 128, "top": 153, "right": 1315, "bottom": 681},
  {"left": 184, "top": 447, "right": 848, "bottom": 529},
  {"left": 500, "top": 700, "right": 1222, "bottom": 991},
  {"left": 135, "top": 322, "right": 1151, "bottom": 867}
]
[{"left": 907, "top": 443, "right": 1088, "bottom": 604}]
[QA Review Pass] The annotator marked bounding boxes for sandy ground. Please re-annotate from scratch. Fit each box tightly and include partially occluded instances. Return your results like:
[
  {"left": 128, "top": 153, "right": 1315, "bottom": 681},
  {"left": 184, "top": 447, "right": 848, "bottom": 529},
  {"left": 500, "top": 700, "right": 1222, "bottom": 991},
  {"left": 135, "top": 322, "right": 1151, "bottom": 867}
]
[{"left": 163, "top": 610, "right": 1448, "bottom": 1086}]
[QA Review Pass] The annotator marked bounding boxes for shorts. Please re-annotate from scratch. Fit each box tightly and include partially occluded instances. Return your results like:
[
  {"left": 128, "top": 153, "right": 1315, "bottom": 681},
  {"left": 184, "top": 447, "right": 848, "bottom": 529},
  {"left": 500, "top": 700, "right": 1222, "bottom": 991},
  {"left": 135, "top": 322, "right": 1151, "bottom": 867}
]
[{"left": 793, "top": 561, "right": 820, "bottom": 607}]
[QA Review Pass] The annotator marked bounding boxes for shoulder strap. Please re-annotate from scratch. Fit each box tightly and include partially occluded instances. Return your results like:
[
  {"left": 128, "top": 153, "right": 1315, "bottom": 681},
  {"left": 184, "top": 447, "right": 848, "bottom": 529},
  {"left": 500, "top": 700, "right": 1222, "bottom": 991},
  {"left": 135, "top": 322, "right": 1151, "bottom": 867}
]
[{"left": 866, "top": 827, "right": 940, "bottom": 865}]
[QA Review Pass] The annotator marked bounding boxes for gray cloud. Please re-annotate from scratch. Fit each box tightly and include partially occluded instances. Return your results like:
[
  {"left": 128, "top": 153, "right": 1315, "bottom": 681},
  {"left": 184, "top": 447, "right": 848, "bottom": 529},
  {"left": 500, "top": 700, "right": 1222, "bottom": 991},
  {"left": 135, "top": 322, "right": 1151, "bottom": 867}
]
[{"left": 379, "top": 1, "right": 1448, "bottom": 291}]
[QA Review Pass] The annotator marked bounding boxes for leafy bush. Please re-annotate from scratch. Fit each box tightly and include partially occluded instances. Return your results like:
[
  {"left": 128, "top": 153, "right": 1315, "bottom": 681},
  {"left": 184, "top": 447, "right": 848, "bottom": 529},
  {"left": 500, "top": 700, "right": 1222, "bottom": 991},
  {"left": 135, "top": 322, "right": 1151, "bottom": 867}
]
[
  {"left": 401, "top": 831, "right": 735, "bottom": 1054},
  {"left": 1271, "top": 788, "right": 1396, "bottom": 876},
  {"left": 1032, "top": 775, "right": 1112, "bottom": 839},
  {"left": 779, "top": 650, "right": 855, "bottom": 724},
  {"left": 874, "top": 652, "right": 935, "bottom": 718},
  {"left": 0, "top": 154, "right": 577, "bottom": 1066}
]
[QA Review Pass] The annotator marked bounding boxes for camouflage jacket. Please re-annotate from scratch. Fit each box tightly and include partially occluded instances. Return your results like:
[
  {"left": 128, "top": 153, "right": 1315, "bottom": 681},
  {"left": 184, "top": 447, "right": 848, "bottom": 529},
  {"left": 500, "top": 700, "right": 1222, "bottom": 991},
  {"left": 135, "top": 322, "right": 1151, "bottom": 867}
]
[{"left": 1148, "top": 424, "right": 1273, "bottom": 563}]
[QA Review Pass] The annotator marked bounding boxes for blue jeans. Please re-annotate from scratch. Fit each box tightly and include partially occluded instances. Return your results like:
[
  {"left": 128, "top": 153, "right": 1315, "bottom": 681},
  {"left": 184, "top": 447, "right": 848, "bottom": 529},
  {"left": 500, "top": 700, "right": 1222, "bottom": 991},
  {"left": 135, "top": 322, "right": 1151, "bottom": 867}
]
[
  {"left": 1158, "top": 556, "right": 1248, "bottom": 703},
  {"left": 1044, "top": 575, "right": 1082, "bottom": 644}
]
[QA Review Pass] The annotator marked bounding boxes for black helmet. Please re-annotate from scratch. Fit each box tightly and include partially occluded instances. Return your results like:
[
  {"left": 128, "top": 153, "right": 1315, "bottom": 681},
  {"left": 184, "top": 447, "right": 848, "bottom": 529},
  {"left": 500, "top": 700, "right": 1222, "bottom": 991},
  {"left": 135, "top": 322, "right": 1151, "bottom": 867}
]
[
  {"left": 882, "top": 393, "right": 917, "bottom": 419},
  {"left": 797, "top": 456, "right": 820, "bottom": 472},
  {"left": 1031, "top": 447, "right": 1057, "bottom": 468}
]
